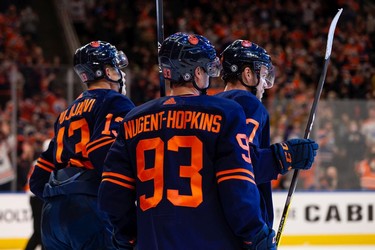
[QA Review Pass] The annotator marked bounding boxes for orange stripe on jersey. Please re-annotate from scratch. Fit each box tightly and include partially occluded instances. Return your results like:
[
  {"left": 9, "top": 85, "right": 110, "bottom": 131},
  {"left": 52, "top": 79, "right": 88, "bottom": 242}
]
[
  {"left": 217, "top": 175, "right": 256, "bottom": 185},
  {"left": 69, "top": 159, "right": 94, "bottom": 169},
  {"left": 38, "top": 158, "right": 54, "bottom": 168},
  {"left": 102, "top": 172, "right": 136, "bottom": 183},
  {"left": 24, "top": 165, "right": 36, "bottom": 192},
  {"left": 36, "top": 158, "right": 55, "bottom": 172},
  {"left": 87, "top": 137, "right": 115, "bottom": 155},
  {"left": 102, "top": 178, "right": 135, "bottom": 190},
  {"left": 87, "top": 136, "right": 112, "bottom": 148},
  {"left": 216, "top": 168, "right": 254, "bottom": 179},
  {"left": 246, "top": 118, "right": 259, "bottom": 143},
  {"left": 36, "top": 162, "right": 54, "bottom": 173}
]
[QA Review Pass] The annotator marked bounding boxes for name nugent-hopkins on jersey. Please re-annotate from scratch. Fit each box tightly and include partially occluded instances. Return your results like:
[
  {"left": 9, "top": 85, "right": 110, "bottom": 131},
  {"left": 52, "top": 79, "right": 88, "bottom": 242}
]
[{"left": 124, "top": 110, "right": 222, "bottom": 139}]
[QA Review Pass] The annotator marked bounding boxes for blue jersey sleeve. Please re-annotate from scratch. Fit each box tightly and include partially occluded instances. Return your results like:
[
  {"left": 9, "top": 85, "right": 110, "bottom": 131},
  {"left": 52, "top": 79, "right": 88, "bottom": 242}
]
[
  {"left": 98, "top": 121, "right": 137, "bottom": 247},
  {"left": 30, "top": 138, "right": 56, "bottom": 199},
  {"left": 221, "top": 91, "right": 280, "bottom": 184},
  {"left": 214, "top": 104, "right": 266, "bottom": 242},
  {"left": 251, "top": 147, "right": 280, "bottom": 184},
  {"left": 87, "top": 95, "right": 135, "bottom": 172}
]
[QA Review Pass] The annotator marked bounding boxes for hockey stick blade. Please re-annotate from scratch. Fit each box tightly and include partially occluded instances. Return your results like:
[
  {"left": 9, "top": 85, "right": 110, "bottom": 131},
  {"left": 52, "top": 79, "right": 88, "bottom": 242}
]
[{"left": 275, "top": 8, "right": 343, "bottom": 247}]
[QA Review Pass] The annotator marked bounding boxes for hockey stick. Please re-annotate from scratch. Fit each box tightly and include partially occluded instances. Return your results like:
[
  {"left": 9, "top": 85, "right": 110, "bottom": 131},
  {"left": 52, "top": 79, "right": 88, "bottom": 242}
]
[
  {"left": 275, "top": 8, "right": 343, "bottom": 246},
  {"left": 156, "top": 0, "right": 166, "bottom": 97}
]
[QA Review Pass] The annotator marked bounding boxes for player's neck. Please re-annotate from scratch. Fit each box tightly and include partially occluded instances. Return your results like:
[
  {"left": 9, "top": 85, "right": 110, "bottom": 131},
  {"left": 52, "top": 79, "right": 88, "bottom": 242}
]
[
  {"left": 87, "top": 80, "right": 112, "bottom": 90},
  {"left": 224, "top": 82, "right": 247, "bottom": 91},
  {"left": 170, "top": 86, "right": 200, "bottom": 96}
]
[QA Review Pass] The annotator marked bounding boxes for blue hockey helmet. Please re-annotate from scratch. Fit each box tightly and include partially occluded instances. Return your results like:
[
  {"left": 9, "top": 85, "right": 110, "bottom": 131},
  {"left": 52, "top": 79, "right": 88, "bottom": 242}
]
[
  {"left": 158, "top": 32, "right": 221, "bottom": 83},
  {"left": 73, "top": 41, "right": 128, "bottom": 84},
  {"left": 221, "top": 40, "right": 275, "bottom": 88}
]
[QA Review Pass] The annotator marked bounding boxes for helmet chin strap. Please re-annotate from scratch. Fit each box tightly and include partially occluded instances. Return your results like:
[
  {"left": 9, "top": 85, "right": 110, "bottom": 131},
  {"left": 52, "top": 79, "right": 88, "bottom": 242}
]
[
  {"left": 118, "top": 79, "right": 124, "bottom": 94},
  {"left": 192, "top": 78, "right": 211, "bottom": 95},
  {"left": 105, "top": 68, "right": 125, "bottom": 94},
  {"left": 116, "top": 69, "right": 125, "bottom": 94},
  {"left": 238, "top": 74, "right": 259, "bottom": 97}
]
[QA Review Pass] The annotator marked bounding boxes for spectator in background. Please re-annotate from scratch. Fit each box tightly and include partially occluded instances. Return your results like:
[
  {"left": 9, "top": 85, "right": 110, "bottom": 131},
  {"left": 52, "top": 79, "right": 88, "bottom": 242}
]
[
  {"left": 338, "top": 120, "right": 365, "bottom": 189},
  {"left": 361, "top": 103, "right": 375, "bottom": 148},
  {"left": 68, "top": 0, "right": 86, "bottom": 37},
  {"left": 356, "top": 146, "right": 375, "bottom": 190},
  {"left": 0, "top": 121, "right": 15, "bottom": 191},
  {"left": 316, "top": 122, "right": 337, "bottom": 169},
  {"left": 19, "top": 6, "right": 39, "bottom": 40},
  {"left": 318, "top": 166, "right": 338, "bottom": 191}
]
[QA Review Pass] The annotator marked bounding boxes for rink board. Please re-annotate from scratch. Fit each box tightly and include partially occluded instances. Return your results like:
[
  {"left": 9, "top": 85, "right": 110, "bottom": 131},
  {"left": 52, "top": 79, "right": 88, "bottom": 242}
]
[{"left": 0, "top": 192, "right": 374, "bottom": 249}]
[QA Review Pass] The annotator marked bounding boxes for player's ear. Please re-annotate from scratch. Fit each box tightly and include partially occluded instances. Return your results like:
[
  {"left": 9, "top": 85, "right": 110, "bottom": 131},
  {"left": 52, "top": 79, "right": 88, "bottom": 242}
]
[
  {"left": 242, "top": 67, "right": 256, "bottom": 86},
  {"left": 105, "top": 66, "right": 120, "bottom": 80},
  {"left": 194, "top": 66, "right": 204, "bottom": 82},
  {"left": 194, "top": 66, "right": 203, "bottom": 77},
  {"left": 105, "top": 66, "right": 112, "bottom": 77},
  {"left": 194, "top": 66, "right": 209, "bottom": 89}
]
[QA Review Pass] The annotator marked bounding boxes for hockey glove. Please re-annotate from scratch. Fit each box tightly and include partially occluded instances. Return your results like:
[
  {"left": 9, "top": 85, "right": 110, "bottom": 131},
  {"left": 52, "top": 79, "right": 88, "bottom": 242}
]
[
  {"left": 271, "top": 138, "right": 319, "bottom": 175},
  {"left": 243, "top": 224, "right": 276, "bottom": 250}
]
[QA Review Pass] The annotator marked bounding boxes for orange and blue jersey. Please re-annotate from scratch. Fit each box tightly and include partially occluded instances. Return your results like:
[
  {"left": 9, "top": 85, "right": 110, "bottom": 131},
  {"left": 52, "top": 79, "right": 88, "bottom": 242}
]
[
  {"left": 30, "top": 89, "right": 135, "bottom": 199},
  {"left": 216, "top": 89, "right": 280, "bottom": 228},
  {"left": 98, "top": 94, "right": 267, "bottom": 249}
]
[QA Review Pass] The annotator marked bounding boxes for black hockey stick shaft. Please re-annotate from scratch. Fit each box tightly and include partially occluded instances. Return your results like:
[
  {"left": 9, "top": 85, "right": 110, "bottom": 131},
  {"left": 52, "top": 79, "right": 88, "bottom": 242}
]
[
  {"left": 156, "top": 0, "right": 166, "bottom": 97},
  {"left": 275, "top": 8, "right": 343, "bottom": 246}
]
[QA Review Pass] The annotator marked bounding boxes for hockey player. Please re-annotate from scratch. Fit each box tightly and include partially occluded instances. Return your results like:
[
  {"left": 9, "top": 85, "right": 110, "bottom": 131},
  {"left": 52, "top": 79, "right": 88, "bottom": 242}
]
[
  {"left": 98, "top": 32, "right": 276, "bottom": 250},
  {"left": 217, "top": 40, "right": 319, "bottom": 228},
  {"left": 29, "top": 41, "right": 135, "bottom": 249}
]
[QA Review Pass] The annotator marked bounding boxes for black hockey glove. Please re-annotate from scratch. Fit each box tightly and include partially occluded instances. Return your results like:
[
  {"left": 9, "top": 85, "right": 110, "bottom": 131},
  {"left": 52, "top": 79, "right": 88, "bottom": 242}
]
[{"left": 271, "top": 138, "right": 319, "bottom": 174}]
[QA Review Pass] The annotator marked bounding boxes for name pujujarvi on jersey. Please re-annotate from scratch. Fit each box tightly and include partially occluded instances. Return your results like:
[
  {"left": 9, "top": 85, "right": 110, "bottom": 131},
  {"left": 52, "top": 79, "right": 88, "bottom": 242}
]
[
  {"left": 124, "top": 110, "right": 222, "bottom": 139},
  {"left": 58, "top": 98, "right": 96, "bottom": 124}
]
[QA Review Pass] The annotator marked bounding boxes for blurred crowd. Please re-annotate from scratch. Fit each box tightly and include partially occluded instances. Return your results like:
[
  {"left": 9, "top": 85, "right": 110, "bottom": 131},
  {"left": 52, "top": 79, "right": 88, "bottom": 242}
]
[{"left": 0, "top": 0, "right": 374, "bottom": 191}]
